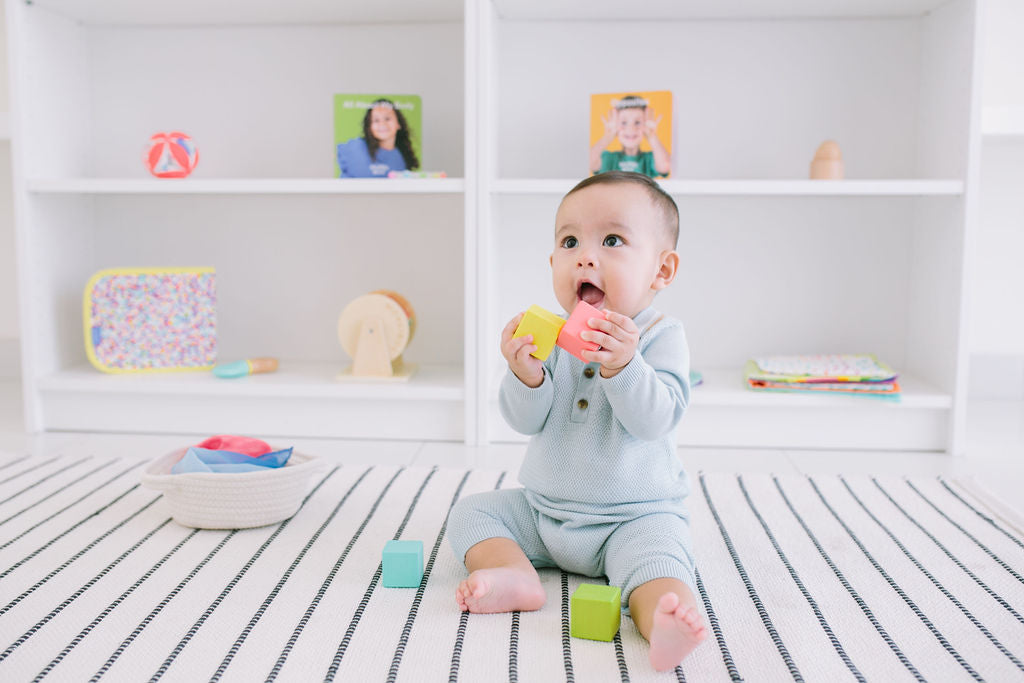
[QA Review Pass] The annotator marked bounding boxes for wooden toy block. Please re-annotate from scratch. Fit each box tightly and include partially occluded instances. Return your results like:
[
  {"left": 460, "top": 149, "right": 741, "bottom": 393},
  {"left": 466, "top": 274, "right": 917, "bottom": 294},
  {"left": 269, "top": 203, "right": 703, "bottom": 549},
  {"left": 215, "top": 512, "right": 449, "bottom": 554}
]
[
  {"left": 513, "top": 304, "right": 565, "bottom": 360},
  {"left": 557, "top": 301, "right": 607, "bottom": 362},
  {"left": 382, "top": 539, "right": 424, "bottom": 588},
  {"left": 570, "top": 583, "right": 621, "bottom": 641}
]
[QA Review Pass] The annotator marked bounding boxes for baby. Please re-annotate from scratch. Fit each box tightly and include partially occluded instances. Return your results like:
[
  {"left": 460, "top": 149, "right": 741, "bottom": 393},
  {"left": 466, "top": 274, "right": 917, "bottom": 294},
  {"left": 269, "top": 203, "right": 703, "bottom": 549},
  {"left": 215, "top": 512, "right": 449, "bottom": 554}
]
[{"left": 447, "top": 171, "right": 705, "bottom": 671}]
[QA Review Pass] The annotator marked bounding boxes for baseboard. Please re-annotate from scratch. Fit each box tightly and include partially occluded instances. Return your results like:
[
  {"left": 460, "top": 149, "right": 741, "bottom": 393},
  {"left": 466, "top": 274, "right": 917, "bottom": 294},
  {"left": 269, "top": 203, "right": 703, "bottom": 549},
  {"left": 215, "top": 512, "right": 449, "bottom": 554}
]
[
  {"left": 0, "top": 337, "right": 20, "bottom": 380},
  {"left": 969, "top": 353, "right": 1024, "bottom": 400}
]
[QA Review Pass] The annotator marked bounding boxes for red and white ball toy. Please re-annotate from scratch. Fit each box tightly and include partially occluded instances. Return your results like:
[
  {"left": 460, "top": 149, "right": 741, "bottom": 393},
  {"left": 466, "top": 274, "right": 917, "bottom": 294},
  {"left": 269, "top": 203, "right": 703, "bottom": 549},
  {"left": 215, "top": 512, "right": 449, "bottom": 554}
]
[{"left": 146, "top": 131, "right": 199, "bottom": 178}]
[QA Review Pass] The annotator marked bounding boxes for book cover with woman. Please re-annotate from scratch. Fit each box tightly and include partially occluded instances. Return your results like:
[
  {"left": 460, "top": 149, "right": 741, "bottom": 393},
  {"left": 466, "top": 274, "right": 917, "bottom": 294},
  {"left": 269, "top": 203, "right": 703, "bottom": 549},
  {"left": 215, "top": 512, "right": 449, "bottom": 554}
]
[
  {"left": 334, "top": 94, "right": 423, "bottom": 178},
  {"left": 590, "top": 91, "right": 672, "bottom": 178}
]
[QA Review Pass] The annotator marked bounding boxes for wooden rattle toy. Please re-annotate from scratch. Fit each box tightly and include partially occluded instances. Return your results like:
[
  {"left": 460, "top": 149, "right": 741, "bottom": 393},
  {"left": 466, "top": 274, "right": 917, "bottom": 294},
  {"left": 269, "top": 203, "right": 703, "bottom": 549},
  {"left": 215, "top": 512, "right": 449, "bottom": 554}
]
[
  {"left": 337, "top": 290, "right": 417, "bottom": 380},
  {"left": 513, "top": 301, "right": 607, "bottom": 362},
  {"left": 810, "top": 140, "right": 844, "bottom": 179}
]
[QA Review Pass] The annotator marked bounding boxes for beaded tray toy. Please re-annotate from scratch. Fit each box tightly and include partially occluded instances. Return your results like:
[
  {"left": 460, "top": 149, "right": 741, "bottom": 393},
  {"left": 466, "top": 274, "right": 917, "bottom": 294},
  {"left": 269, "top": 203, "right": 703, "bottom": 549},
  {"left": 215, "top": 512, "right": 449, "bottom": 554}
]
[{"left": 83, "top": 267, "right": 217, "bottom": 373}]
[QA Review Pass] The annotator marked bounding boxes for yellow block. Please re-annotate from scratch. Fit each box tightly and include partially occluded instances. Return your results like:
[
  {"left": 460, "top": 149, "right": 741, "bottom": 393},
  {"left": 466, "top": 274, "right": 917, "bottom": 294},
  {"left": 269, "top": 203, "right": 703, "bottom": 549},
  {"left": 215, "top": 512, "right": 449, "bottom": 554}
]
[{"left": 513, "top": 305, "right": 565, "bottom": 361}]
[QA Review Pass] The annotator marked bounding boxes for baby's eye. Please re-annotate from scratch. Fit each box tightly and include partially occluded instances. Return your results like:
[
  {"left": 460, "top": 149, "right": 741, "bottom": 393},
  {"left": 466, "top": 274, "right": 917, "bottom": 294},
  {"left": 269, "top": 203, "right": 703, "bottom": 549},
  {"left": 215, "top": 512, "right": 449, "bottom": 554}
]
[
  {"left": 603, "top": 235, "right": 624, "bottom": 247},
  {"left": 561, "top": 236, "right": 578, "bottom": 248}
]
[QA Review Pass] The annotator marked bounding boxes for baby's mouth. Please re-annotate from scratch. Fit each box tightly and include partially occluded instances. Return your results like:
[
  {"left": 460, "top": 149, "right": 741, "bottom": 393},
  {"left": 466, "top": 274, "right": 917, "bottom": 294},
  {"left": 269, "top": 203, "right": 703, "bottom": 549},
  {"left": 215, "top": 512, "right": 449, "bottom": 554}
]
[{"left": 577, "top": 282, "right": 605, "bottom": 307}]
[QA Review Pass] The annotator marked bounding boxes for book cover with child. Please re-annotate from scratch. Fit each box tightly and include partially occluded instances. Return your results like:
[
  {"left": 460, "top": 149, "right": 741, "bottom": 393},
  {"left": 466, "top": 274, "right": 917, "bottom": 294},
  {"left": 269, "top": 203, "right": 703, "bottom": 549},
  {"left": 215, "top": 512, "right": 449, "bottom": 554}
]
[
  {"left": 590, "top": 90, "right": 672, "bottom": 178},
  {"left": 334, "top": 94, "right": 422, "bottom": 178}
]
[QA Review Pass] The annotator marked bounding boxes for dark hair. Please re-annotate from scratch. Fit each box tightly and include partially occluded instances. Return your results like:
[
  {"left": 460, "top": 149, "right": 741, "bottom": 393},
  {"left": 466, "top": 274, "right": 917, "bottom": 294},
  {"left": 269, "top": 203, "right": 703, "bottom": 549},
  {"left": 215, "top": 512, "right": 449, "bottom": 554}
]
[
  {"left": 362, "top": 99, "right": 420, "bottom": 170},
  {"left": 564, "top": 171, "right": 679, "bottom": 248},
  {"left": 615, "top": 94, "right": 648, "bottom": 111}
]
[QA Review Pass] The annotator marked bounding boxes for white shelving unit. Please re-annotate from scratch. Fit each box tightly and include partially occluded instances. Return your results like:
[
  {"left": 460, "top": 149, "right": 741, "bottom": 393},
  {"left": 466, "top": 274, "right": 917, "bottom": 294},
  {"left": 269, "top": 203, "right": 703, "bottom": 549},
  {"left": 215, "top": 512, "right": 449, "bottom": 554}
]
[{"left": 8, "top": 0, "right": 984, "bottom": 453}]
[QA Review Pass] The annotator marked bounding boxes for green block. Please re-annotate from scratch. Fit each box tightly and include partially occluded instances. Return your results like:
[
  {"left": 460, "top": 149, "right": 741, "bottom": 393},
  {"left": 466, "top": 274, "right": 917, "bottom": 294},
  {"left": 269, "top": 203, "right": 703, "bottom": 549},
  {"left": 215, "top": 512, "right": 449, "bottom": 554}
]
[
  {"left": 570, "top": 583, "right": 621, "bottom": 641},
  {"left": 382, "top": 539, "right": 423, "bottom": 588}
]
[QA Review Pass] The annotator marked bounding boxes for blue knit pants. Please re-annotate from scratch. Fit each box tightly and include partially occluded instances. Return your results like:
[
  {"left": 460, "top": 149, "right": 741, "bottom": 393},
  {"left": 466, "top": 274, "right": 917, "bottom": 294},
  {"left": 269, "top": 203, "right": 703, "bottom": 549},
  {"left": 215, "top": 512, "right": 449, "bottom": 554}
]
[{"left": 447, "top": 487, "right": 696, "bottom": 607}]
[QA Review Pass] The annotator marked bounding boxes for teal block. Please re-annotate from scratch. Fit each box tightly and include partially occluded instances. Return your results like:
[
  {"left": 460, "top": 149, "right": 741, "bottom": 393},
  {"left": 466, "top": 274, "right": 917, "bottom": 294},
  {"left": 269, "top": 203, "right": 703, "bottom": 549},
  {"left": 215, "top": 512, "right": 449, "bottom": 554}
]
[
  {"left": 570, "top": 583, "right": 621, "bottom": 641},
  {"left": 382, "top": 539, "right": 423, "bottom": 588}
]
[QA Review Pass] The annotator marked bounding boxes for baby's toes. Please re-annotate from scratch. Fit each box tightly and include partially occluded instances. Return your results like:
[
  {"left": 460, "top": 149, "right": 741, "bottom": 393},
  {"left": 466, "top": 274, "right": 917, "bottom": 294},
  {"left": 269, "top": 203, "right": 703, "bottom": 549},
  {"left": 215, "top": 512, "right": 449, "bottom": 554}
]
[{"left": 678, "top": 606, "right": 703, "bottom": 630}]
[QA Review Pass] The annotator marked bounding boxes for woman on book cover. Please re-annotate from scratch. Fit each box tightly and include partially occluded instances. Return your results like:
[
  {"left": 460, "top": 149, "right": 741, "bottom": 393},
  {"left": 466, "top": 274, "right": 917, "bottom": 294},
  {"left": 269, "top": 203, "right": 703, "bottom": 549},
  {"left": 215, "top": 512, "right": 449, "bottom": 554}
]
[
  {"left": 337, "top": 98, "right": 420, "bottom": 178},
  {"left": 590, "top": 95, "right": 670, "bottom": 178}
]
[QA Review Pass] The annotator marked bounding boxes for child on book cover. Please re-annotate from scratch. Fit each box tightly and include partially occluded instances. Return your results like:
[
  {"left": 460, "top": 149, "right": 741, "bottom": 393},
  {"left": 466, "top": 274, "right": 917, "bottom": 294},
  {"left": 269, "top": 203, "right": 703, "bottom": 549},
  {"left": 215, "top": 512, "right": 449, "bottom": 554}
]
[
  {"left": 334, "top": 95, "right": 422, "bottom": 178},
  {"left": 590, "top": 91, "right": 672, "bottom": 178}
]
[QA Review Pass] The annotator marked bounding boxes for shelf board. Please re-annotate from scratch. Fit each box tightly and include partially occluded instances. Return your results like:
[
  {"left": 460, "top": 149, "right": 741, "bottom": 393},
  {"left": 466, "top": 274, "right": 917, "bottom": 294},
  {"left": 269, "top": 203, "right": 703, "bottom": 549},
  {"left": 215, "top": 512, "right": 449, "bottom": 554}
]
[
  {"left": 26, "top": 178, "right": 465, "bottom": 195},
  {"left": 982, "top": 106, "right": 1024, "bottom": 138},
  {"left": 493, "top": 0, "right": 951, "bottom": 21},
  {"left": 38, "top": 362, "right": 464, "bottom": 402},
  {"left": 692, "top": 367, "right": 951, "bottom": 410},
  {"left": 493, "top": 179, "right": 964, "bottom": 197},
  {"left": 30, "top": 0, "right": 462, "bottom": 25}
]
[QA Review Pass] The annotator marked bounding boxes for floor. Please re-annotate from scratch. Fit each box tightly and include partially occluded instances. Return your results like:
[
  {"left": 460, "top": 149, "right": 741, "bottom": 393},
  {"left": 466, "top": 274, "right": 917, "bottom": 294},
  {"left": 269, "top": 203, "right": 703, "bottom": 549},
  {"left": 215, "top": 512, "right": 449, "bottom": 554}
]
[{"left": 1, "top": 380, "right": 1021, "bottom": 515}]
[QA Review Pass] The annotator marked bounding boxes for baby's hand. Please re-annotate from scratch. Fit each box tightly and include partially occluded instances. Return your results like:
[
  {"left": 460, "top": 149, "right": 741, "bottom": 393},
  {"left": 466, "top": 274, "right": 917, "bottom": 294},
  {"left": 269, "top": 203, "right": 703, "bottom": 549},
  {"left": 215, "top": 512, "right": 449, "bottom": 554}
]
[
  {"left": 501, "top": 313, "right": 544, "bottom": 388},
  {"left": 580, "top": 310, "right": 640, "bottom": 378}
]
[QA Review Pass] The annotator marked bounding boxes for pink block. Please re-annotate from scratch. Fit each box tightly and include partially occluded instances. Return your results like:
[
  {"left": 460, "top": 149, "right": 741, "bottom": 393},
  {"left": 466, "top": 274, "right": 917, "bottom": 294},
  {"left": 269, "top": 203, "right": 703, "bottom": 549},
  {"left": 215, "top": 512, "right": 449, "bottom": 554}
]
[{"left": 556, "top": 301, "right": 607, "bottom": 362}]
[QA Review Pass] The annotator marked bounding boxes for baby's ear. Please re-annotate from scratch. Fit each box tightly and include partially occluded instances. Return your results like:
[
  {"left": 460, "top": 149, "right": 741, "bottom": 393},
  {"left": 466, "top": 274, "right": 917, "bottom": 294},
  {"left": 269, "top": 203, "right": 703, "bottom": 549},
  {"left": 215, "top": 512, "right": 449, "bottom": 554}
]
[{"left": 652, "top": 250, "right": 679, "bottom": 290}]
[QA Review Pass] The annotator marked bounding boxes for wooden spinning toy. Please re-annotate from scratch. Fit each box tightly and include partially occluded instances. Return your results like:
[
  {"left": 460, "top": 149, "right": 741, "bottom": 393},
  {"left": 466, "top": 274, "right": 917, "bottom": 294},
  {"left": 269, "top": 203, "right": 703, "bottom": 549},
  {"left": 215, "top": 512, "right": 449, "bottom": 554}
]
[{"left": 337, "top": 290, "right": 417, "bottom": 380}]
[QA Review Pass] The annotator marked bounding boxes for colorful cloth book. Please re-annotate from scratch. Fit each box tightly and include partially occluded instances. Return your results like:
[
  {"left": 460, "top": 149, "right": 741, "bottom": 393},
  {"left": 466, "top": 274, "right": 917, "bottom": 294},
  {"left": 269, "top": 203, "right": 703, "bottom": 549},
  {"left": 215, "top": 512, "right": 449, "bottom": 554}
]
[{"left": 744, "top": 355, "right": 900, "bottom": 401}]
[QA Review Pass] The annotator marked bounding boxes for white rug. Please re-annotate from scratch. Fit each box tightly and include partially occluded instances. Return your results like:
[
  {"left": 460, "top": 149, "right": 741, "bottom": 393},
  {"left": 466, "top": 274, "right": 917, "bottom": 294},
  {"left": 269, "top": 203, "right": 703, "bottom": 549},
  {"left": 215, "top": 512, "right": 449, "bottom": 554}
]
[{"left": 0, "top": 455, "right": 1022, "bottom": 682}]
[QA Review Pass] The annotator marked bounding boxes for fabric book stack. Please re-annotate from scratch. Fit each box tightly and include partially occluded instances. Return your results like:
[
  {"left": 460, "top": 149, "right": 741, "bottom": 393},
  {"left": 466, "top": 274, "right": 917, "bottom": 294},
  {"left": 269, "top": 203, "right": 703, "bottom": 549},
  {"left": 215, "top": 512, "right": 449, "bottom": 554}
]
[{"left": 744, "top": 354, "right": 900, "bottom": 400}]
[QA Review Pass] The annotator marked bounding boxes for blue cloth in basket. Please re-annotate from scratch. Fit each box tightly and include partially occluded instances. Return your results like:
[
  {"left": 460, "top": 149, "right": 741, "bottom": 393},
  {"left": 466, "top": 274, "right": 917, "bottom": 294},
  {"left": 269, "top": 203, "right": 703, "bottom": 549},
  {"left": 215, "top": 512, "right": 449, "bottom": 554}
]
[{"left": 171, "top": 446, "right": 293, "bottom": 474}]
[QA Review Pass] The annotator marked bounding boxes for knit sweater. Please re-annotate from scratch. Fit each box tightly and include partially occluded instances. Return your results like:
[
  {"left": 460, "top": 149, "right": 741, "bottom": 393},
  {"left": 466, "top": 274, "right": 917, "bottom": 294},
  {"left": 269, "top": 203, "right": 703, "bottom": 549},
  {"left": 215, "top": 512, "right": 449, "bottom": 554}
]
[{"left": 499, "top": 306, "right": 691, "bottom": 516}]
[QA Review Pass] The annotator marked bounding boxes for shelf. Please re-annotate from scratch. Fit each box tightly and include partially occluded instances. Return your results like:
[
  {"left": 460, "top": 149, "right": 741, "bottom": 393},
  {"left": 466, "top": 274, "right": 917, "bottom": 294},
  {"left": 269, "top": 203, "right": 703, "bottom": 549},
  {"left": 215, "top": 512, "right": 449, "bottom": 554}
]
[
  {"left": 26, "top": 178, "right": 465, "bottom": 195},
  {"left": 493, "top": 0, "right": 953, "bottom": 21},
  {"left": 982, "top": 106, "right": 1024, "bottom": 138},
  {"left": 36, "top": 363, "right": 465, "bottom": 440},
  {"left": 29, "top": 0, "right": 462, "bottom": 25},
  {"left": 492, "top": 179, "right": 964, "bottom": 197},
  {"left": 488, "top": 366, "right": 951, "bottom": 450},
  {"left": 691, "top": 367, "right": 951, "bottom": 409}
]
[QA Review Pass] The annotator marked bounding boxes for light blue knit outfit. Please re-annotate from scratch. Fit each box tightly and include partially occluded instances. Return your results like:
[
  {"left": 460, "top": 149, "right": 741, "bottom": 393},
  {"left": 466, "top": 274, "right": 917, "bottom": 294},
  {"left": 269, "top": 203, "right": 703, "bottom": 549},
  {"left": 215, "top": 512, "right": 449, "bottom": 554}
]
[{"left": 448, "top": 307, "right": 695, "bottom": 607}]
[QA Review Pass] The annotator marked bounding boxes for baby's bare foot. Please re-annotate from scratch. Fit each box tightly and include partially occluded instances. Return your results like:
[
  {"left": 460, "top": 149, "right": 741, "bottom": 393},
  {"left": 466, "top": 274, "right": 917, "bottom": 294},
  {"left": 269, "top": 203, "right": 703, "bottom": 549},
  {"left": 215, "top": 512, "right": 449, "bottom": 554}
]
[
  {"left": 455, "top": 567, "right": 545, "bottom": 613},
  {"left": 648, "top": 592, "right": 707, "bottom": 672}
]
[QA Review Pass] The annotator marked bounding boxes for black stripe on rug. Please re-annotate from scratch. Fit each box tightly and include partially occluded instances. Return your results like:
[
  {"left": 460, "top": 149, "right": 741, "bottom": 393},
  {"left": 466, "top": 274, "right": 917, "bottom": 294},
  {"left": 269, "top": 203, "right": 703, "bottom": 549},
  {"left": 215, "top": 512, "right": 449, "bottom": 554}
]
[
  {"left": 88, "top": 529, "right": 238, "bottom": 682},
  {"left": 693, "top": 566, "right": 742, "bottom": 682},
  {"left": 808, "top": 476, "right": 983, "bottom": 681},
  {"left": 1, "top": 496, "right": 162, "bottom": 614},
  {"left": 266, "top": 467, "right": 406, "bottom": 681},
  {"left": 147, "top": 466, "right": 339, "bottom": 681},
  {"left": 841, "top": 477, "right": 1024, "bottom": 673},
  {"left": 873, "top": 479, "right": 1024, "bottom": 625},
  {"left": 34, "top": 526, "right": 201, "bottom": 681},
  {"left": 0, "top": 456, "right": 60, "bottom": 486},
  {"left": 210, "top": 466, "right": 372, "bottom": 682},
  {"left": 0, "top": 459, "right": 117, "bottom": 528},
  {"left": 324, "top": 467, "right": 438, "bottom": 680},
  {"left": 0, "top": 517, "right": 173, "bottom": 662},
  {"left": 447, "top": 470, "right": 508, "bottom": 683},
  {"left": 561, "top": 571, "right": 575, "bottom": 683},
  {"left": 508, "top": 611, "right": 520, "bottom": 683},
  {"left": 773, "top": 476, "right": 923, "bottom": 680},
  {"left": 387, "top": 470, "right": 473, "bottom": 682},
  {"left": 737, "top": 475, "right": 865, "bottom": 681},
  {"left": 0, "top": 456, "right": 92, "bottom": 507},
  {"left": 907, "top": 479, "right": 1024, "bottom": 585},
  {"left": 938, "top": 478, "right": 1024, "bottom": 549},
  {"left": 0, "top": 461, "right": 146, "bottom": 552},
  {"left": 1, "top": 484, "right": 152, "bottom": 575},
  {"left": 699, "top": 473, "right": 803, "bottom": 681}
]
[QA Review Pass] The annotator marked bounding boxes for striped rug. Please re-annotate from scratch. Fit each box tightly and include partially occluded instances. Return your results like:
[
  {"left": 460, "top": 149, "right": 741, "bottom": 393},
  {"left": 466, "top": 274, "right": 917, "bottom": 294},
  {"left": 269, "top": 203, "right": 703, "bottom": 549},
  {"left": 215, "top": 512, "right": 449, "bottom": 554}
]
[{"left": 0, "top": 456, "right": 1022, "bottom": 682}]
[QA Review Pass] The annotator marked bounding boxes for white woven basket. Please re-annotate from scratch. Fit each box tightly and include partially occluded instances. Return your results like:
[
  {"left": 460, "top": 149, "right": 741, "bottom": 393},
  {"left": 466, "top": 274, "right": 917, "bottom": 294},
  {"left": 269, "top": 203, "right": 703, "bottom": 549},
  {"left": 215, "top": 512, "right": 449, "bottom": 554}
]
[{"left": 141, "top": 448, "right": 324, "bottom": 529}]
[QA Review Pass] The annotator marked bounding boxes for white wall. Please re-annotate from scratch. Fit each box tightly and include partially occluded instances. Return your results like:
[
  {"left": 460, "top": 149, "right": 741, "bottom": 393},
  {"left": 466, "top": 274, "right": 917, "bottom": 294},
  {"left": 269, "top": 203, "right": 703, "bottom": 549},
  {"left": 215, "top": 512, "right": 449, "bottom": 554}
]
[
  {"left": 970, "top": 0, "right": 1024, "bottom": 399},
  {"left": 0, "top": 0, "right": 20, "bottom": 379}
]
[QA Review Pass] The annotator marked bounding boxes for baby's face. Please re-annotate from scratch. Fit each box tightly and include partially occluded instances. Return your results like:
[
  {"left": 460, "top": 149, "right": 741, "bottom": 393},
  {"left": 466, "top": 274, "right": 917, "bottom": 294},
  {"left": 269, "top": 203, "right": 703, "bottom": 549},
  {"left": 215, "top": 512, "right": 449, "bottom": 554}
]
[
  {"left": 369, "top": 106, "right": 400, "bottom": 144},
  {"left": 550, "top": 183, "right": 673, "bottom": 319},
  {"left": 616, "top": 108, "right": 646, "bottom": 149}
]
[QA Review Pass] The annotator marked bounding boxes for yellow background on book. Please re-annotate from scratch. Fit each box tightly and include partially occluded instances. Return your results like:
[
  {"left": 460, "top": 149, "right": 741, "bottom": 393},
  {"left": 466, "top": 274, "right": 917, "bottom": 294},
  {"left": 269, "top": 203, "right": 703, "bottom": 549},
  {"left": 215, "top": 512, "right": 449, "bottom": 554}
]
[{"left": 589, "top": 90, "right": 673, "bottom": 154}]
